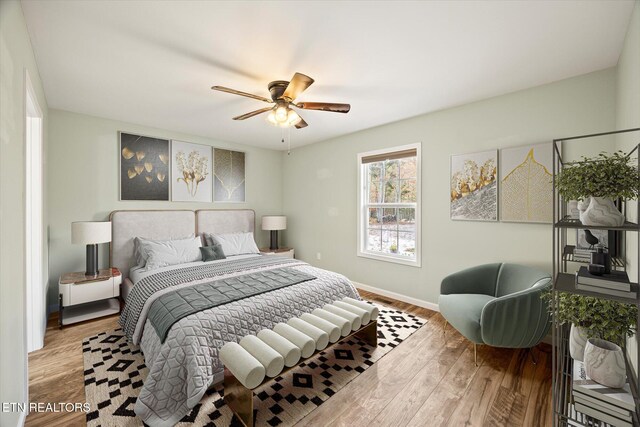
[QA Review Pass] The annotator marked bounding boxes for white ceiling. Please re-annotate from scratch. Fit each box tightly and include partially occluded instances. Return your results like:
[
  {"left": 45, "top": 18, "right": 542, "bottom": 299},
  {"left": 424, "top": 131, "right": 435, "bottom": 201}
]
[{"left": 22, "top": 1, "right": 635, "bottom": 150}]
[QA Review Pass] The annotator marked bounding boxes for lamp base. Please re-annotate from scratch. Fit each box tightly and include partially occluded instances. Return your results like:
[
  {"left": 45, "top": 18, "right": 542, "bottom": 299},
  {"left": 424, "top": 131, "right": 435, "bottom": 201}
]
[
  {"left": 269, "top": 230, "right": 279, "bottom": 250},
  {"left": 86, "top": 244, "right": 99, "bottom": 277}
]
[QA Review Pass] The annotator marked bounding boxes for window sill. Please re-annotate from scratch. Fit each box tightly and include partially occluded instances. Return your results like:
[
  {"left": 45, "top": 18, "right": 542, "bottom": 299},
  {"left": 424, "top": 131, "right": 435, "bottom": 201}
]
[{"left": 357, "top": 251, "right": 421, "bottom": 267}]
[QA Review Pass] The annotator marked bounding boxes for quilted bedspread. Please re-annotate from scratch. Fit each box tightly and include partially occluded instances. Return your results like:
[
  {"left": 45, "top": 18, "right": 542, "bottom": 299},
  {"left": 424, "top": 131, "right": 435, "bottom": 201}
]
[{"left": 120, "top": 256, "right": 359, "bottom": 427}]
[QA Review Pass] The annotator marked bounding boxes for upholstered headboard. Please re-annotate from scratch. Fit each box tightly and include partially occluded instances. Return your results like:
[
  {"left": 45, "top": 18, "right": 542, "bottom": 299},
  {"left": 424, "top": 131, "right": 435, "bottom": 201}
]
[
  {"left": 109, "top": 209, "right": 256, "bottom": 279},
  {"left": 196, "top": 209, "right": 255, "bottom": 237}
]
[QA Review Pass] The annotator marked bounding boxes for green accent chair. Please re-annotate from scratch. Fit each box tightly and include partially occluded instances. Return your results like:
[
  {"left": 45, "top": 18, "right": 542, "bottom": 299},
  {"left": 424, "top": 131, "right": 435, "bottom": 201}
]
[{"left": 439, "top": 263, "right": 552, "bottom": 364}]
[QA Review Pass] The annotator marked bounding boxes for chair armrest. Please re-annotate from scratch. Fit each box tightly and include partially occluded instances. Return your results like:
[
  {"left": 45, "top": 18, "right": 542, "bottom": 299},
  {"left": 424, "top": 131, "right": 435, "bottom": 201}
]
[
  {"left": 480, "top": 278, "right": 551, "bottom": 348},
  {"left": 440, "top": 263, "right": 501, "bottom": 296}
]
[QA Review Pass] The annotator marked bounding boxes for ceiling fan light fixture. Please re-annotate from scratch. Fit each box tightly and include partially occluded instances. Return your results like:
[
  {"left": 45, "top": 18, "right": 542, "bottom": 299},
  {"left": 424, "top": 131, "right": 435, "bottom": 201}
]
[
  {"left": 286, "top": 109, "right": 302, "bottom": 127},
  {"left": 266, "top": 110, "right": 278, "bottom": 126},
  {"left": 275, "top": 105, "right": 288, "bottom": 123}
]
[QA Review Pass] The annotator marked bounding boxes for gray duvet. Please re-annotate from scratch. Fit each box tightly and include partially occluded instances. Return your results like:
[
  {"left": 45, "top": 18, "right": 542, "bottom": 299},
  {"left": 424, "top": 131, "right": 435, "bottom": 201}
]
[{"left": 119, "top": 255, "right": 359, "bottom": 427}]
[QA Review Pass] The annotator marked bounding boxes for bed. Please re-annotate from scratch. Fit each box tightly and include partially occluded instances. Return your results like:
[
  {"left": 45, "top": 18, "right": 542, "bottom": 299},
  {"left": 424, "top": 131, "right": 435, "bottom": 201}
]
[{"left": 110, "top": 209, "right": 360, "bottom": 427}]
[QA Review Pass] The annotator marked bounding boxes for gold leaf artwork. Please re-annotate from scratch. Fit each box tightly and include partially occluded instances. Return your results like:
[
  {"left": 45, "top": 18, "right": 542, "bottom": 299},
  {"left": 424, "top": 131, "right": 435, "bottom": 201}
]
[
  {"left": 159, "top": 154, "right": 168, "bottom": 165},
  {"left": 134, "top": 165, "right": 144, "bottom": 175},
  {"left": 144, "top": 162, "right": 153, "bottom": 173},
  {"left": 157, "top": 172, "right": 165, "bottom": 182},
  {"left": 122, "top": 147, "right": 135, "bottom": 160},
  {"left": 127, "top": 169, "right": 137, "bottom": 179},
  {"left": 136, "top": 151, "right": 146, "bottom": 161},
  {"left": 145, "top": 176, "right": 153, "bottom": 183},
  {"left": 501, "top": 148, "right": 552, "bottom": 222}
]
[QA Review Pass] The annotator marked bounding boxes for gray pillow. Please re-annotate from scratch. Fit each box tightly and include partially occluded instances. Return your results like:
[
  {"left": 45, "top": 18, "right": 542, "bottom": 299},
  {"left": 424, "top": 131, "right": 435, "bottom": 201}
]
[{"left": 200, "top": 244, "right": 226, "bottom": 262}]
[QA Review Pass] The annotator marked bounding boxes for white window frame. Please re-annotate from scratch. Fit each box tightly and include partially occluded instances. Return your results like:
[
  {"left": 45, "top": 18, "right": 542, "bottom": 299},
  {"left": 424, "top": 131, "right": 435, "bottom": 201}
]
[{"left": 357, "top": 143, "right": 421, "bottom": 267}]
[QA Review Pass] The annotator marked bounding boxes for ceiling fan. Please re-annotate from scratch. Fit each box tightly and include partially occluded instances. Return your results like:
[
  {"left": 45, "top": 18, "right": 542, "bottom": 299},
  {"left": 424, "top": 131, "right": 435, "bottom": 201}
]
[{"left": 211, "top": 72, "right": 350, "bottom": 129}]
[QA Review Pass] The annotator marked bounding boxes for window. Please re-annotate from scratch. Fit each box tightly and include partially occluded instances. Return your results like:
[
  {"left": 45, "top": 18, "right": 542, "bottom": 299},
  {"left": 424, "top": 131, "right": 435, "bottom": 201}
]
[{"left": 357, "top": 143, "right": 421, "bottom": 266}]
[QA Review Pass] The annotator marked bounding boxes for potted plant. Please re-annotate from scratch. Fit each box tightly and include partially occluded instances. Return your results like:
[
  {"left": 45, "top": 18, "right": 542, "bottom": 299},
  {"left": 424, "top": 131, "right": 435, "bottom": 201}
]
[
  {"left": 389, "top": 243, "right": 398, "bottom": 254},
  {"left": 555, "top": 151, "right": 639, "bottom": 226},
  {"left": 544, "top": 292, "right": 637, "bottom": 361}
]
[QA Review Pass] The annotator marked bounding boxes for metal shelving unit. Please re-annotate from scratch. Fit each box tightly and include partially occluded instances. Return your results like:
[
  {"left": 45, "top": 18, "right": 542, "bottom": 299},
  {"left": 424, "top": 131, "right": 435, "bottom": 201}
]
[{"left": 552, "top": 128, "right": 640, "bottom": 427}]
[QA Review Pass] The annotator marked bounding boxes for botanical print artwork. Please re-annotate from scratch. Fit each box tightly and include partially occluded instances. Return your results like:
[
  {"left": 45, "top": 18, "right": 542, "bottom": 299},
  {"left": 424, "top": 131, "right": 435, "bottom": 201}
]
[
  {"left": 450, "top": 149, "right": 498, "bottom": 221},
  {"left": 171, "top": 140, "right": 212, "bottom": 202},
  {"left": 214, "top": 149, "right": 245, "bottom": 202},
  {"left": 500, "top": 143, "right": 553, "bottom": 223},
  {"left": 120, "top": 132, "right": 169, "bottom": 201}
]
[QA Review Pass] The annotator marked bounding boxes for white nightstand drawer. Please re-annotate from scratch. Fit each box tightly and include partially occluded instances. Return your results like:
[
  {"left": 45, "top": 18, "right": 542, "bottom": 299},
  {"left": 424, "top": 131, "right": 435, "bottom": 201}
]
[
  {"left": 260, "top": 248, "right": 295, "bottom": 259},
  {"left": 65, "top": 277, "right": 117, "bottom": 306}
]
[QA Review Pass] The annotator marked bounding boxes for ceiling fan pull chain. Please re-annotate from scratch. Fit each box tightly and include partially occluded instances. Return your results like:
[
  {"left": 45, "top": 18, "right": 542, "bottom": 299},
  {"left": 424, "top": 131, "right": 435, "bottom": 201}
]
[{"left": 288, "top": 127, "right": 291, "bottom": 155}]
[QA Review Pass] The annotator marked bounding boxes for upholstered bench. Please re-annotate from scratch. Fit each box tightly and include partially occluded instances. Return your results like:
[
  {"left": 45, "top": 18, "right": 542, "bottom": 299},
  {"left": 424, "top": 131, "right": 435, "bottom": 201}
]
[{"left": 220, "top": 297, "right": 379, "bottom": 426}]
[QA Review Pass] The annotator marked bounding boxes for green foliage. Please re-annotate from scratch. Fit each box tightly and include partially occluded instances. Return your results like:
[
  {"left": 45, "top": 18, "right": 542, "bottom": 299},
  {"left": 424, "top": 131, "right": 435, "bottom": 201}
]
[
  {"left": 555, "top": 151, "right": 639, "bottom": 201},
  {"left": 543, "top": 291, "right": 637, "bottom": 346}
]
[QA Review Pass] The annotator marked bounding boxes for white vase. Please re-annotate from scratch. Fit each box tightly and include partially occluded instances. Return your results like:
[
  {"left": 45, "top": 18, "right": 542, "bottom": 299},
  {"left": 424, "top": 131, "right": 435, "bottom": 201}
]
[
  {"left": 578, "top": 197, "right": 624, "bottom": 227},
  {"left": 584, "top": 338, "right": 626, "bottom": 389},
  {"left": 569, "top": 324, "right": 589, "bottom": 361}
]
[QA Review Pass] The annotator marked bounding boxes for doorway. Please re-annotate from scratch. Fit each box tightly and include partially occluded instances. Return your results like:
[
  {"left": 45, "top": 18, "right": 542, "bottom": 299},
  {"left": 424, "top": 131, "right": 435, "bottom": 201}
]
[{"left": 25, "top": 71, "right": 45, "bottom": 353}]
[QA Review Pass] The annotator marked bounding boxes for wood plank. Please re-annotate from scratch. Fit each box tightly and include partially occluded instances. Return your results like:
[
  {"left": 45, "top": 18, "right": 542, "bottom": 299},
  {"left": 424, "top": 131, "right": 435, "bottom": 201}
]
[
  {"left": 444, "top": 345, "right": 514, "bottom": 427},
  {"left": 522, "top": 349, "right": 553, "bottom": 427}
]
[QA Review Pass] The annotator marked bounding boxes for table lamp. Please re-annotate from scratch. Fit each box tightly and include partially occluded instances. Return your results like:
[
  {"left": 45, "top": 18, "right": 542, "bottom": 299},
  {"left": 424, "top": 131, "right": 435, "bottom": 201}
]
[
  {"left": 72, "top": 221, "right": 112, "bottom": 276},
  {"left": 261, "top": 216, "right": 287, "bottom": 250}
]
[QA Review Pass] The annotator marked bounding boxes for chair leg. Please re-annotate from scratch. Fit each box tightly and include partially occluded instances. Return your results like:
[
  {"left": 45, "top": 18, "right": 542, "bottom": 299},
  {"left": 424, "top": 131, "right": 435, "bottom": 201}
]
[
  {"left": 474, "top": 343, "right": 477, "bottom": 367},
  {"left": 443, "top": 320, "right": 447, "bottom": 336},
  {"left": 528, "top": 347, "right": 538, "bottom": 365}
]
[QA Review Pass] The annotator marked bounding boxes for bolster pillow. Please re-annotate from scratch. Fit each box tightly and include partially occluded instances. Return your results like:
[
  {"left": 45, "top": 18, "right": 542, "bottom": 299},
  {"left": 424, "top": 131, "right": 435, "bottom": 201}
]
[
  {"left": 273, "top": 323, "right": 316, "bottom": 358},
  {"left": 333, "top": 301, "right": 371, "bottom": 324},
  {"left": 312, "top": 308, "right": 352, "bottom": 337},
  {"left": 323, "top": 304, "right": 362, "bottom": 331},
  {"left": 300, "top": 313, "right": 341, "bottom": 343},
  {"left": 287, "top": 318, "right": 329, "bottom": 351},
  {"left": 342, "top": 297, "right": 379, "bottom": 320},
  {"left": 239, "top": 335, "right": 285, "bottom": 378},
  {"left": 257, "top": 329, "right": 301, "bottom": 368},
  {"left": 219, "top": 342, "right": 265, "bottom": 389}
]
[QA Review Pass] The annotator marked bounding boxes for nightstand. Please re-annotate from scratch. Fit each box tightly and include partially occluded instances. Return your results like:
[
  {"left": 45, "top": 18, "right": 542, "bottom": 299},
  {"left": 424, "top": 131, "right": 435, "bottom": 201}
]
[
  {"left": 58, "top": 268, "right": 121, "bottom": 328},
  {"left": 259, "top": 247, "right": 295, "bottom": 259}
]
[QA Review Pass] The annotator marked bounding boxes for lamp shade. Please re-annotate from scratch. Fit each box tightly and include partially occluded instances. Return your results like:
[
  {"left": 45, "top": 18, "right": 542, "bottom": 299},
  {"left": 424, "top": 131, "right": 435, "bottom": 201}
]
[
  {"left": 262, "top": 216, "right": 287, "bottom": 231},
  {"left": 71, "top": 221, "right": 112, "bottom": 245}
]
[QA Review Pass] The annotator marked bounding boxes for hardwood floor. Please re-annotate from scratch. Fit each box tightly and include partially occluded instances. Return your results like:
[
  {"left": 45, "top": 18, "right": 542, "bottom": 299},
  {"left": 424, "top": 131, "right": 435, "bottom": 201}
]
[{"left": 25, "top": 289, "right": 551, "bottom": 427}]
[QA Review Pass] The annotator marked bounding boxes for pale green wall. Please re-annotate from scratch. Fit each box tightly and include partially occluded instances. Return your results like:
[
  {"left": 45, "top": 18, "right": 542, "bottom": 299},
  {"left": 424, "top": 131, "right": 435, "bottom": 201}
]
[
  {"left": 282, "top": 68, "right": 617, "bottom": 306},
  {"left": 0, "top": 1, "right": 49, "bottom": 425},
  {"left": 616, "top": 0, "right": 640, "bottom": 382},
  {"left": 47, "top": 109, "right": 283, "bottom": 307}
]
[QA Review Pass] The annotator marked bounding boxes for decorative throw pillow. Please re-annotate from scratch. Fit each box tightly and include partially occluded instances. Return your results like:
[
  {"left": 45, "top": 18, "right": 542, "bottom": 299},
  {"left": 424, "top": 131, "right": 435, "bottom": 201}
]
[
  {"left": 205, "top": 232, "right": 260, "bottom": 256},
  {"left": 138, "top": 236, "right": 202, "bottom": 271},
  {"left": 200, "top": 244, "right": 226, "bottom": 262}
]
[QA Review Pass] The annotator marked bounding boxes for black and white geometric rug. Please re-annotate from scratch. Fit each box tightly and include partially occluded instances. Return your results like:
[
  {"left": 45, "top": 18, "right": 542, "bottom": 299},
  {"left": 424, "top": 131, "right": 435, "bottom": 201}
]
[{"left": 83, "top": 305, "right": 426, "bottom": 426}]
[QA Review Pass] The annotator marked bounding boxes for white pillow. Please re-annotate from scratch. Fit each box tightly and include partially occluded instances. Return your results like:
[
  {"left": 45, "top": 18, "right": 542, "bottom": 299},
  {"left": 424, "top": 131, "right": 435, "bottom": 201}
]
[
  {"left": 137, "top": 236, "right": 202, "bottom": 271},
  {"left": 211, "top": 232, "right": 259, "bottom": 256}
]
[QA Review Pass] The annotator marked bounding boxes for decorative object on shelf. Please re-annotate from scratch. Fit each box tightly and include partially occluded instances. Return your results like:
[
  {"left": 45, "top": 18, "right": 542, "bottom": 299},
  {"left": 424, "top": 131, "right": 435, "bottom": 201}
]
[
  {"left": 71, "top": 221, "right": 111, "bottom": 277},
  {"left": 556, "top": 151, "right": 639, "bottom": 227},
  {"left": 579, "top": 196, "right": 625, "bottom": 227},
  {"left": 499, "top": 143, "right": 553, "bottom": 223},
  {"left": 583, "top": 229, "right": 600, "bottom": 249},
  {"left": 119, "top": 132, "right": 169, "bottom": 201},
  {"left": 171, "top": 140, "right": 212, "bottom": 202},
  {"left": 213, "top": 148, "right": 245, "bottom": 202},
  {"left": 450, "top": 149, "right": 497, "bottom": 221},
  {"left": 589, "top": 245, "right": 611, "bottom": 275},
  {"left": 545, "top": 292, "right": 637, "bottom": 348},
  {"left": 569, "top": 324, "right": 589, "bottom": 361},
  {"left": 262, "top": 216, "right": 287, "bottom": 250},
  {"left": 584, "top": 338, "right": 626, "bottom": 389}
]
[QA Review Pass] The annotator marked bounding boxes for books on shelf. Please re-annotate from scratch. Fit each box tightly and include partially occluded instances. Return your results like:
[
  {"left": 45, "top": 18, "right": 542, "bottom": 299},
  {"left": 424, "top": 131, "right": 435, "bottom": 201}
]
[
  {"left": 572, "top": 360, "right": 635, "bottom": 427},
  {"left": 576, "top": 267, "right": 630, "bottom": 291}
]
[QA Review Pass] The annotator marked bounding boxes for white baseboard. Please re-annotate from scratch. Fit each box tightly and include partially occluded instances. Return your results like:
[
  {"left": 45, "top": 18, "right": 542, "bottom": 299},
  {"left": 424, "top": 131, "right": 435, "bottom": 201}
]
[{"left": 352, "top": 281, "right": 439, "bottom": 312}]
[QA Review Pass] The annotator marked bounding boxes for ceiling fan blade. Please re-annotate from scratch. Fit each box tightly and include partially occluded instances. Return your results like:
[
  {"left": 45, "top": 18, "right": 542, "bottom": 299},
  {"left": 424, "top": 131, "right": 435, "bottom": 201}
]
[
  {"left": 211, "top": 86, "right": 273, "bottom": 104},
  {"left": 296, "top": 102, "right": 351, "bottom": 113},
  {"left": 295, "top": 117, "right": 308, "bottom": 129},
  {"left": 282, "top": 73, "right": 314, "bottom": 102},
  {"left": 232, "top": 107, "right": 273, "bottom": 120}
]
